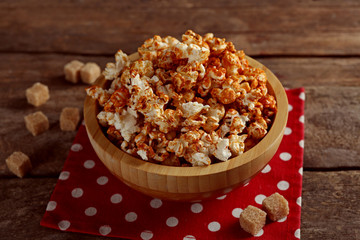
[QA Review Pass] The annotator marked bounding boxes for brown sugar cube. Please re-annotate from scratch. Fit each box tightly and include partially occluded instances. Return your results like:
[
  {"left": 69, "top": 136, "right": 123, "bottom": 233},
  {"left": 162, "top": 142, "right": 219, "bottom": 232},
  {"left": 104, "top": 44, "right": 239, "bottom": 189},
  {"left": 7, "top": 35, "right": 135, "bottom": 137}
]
[
  {"left": 25, "top": 82, "right": 50, "bottom": 107},
  {"left": 5, "top": 152, "right": 32, "bottom": 178},
  {"left": 24, "top": 111, "right": 49, "bottom": 136},
  {"left": 239, "top": 205, "right": 266, "bottom": 236},
  {"left": 64, "top": 60, "right": 85, "bottom": 83},
  {"left": 80, "top": 62, "right": 101, "bottom": 84},
  {"left": 60, "top": 107, "right": 80, "bottom": 131},
  {"left": 262, "top": 192, "right": 289, "bottom": 221}
]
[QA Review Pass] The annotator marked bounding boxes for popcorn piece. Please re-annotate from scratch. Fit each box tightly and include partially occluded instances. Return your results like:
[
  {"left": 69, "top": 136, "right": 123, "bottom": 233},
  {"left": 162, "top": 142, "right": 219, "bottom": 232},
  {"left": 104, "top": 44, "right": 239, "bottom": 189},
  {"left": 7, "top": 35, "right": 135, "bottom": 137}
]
[
  {"left": 262, "top": 192, "right": 289, "bottom": 221},
  {"left": 172, "top": 42, "right": 210, "bottom": 64},
  {"left": 203, "top": 98, "right": 225, "bottom": 132},
  {"left": 181, "top": 102, "right": 209, "bottom": 118},
  {"left": 111, "top": 109, "right": 140, "bottom": 142},
  {"left": 213, "top": 138, "right": 231, "bottom": 161},
  {"left": 167, "top": 138, "right": 187, "bottom": 158},
  {"left": 24, "top": 111, "right": 49, "bottom": 136},
  {"left": 64, "top": 60, "right": 84, "bottom": 83},
  {"left": 229, "top": 134, "right": 247, "bottom": 156},
  {"left": 137, "top": 149, "right": 148, "bottom": 161},
  {"left": 25, "top": 82, "right": 50, "bottom": 107},
  {"left": 238, "top": 88, "right": 263, "bottom": 110},
  {"left": 60, "top": 107, "right": 80, "bottom": 131},
  {"left": 86, "top": 86, "right": 112, "bottom": 106},
  {"left": 239, "top": 205, "right": 266, "bottom": 236},
  {"left": 172, "top": 64, "right": 199, "bottom": 91},
  {"left": 222, "top": 51, "right": 242, "bottom": 77},
  {"left": 5, "top": 151, "right": 32, "bottom": 178},
  {"left": 103, "top": 50, "right": 130, "bottom": 81},
  {"left": 80, "top": 62, "right": 101, "bottom": 84},
  {"left": 188, "top": 152, "right": 211, "bottom": 166},
  {"left": 248, "top": 118, "right": 268, "bottom": 139},
  {"left": 219, "top": 109, "right": 249, "bottom": 137},
  {"left": 131, "top": 59, "right": 154, "bottom": 78},
  {"left": 203, "top": 33, "right": 227, "bottom": 55},
  {"left": 104, "top": 87, "right": 130, "bottom": 113}
]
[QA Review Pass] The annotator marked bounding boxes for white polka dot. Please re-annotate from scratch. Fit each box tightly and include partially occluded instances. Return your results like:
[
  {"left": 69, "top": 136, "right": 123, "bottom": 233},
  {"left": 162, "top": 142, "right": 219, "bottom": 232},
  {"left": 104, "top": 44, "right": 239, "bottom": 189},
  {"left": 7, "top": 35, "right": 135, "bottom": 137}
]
[
  {"left": 294, "top": 229, "right": 301, "bottom": 238},
  {"left": 97, "top": 176, "right": 108, "bottom": 185},
  {"left": 58, "top": 220, "right": 70, "bottom": 231},
  {"left": 71, "top": 143, "right": 83, "bottom": 152},
  {"left": 110, "top": 193, "right": 122, "bottom": 204},
  {"left": 140, "top": 230, "right": 153, "bottom": 240},
  {"left": 254, "top": 229, "right": 264, "bottom": 237},
  {"left": 166, "top": 217, "right": 179, "bottom": 227},
  {"left": 299, "top": 139, "right": 304, "bottom": 148},
  {"left": 232, "top": 208, "right": 243, "bottom": 218},
  {"left": 59, "top": 171, "right": 70, "bottom": 180},
  {"left": 299, "top": 115, "right": 305, "bottom": 123},
  {"left": 150, "top": 198, "right": 162, "bottom": 208},
  {"left": 244, "top": 182, "right": 250, "bottom": 187},
  {"left": 85, "top": 207, "right": 97, "bottom": 216},
  {"left": 261, "top": 164, "right": 271, "bottom": 173},
  {"left": 46, "top": 201, "right": 57, "bottom": 211},
  {"left": 125, "top": 212, "right": 137, "bottom": 222},
  {"left": 84, "top": 160, "right": 95, "bottom": 169},
  {"left": 183, "top": 235, "right": 196, "bottom": 240},
  {"left": 288, "top": 104, "right": 293, "bottom": 112},
  {"left": 284, "top": 127, "right": 292, "bottom": 135},
  {"left": 71, "top": 188, "right": 83, "bottom": 198},
  {"left": 255, "top": 194, "right": 266, "bottom": 205},
  {"left": 216, "top": 195, "right": 227, "bottom": 200},
  {"left": 208, "top": 221, "right": 221, "bottom": 232},
  {"left": 297, "top": 196, "right": 302, "bottom": 206},
  {"left": 277, "top": 216, "right": 287, "bottom": 222},
  {"left": 299, "top": 92, "right": 305, "bottom": 101},
  {"left": 280, "top": 152, "right": 292, "bottom": 161},
  {"left": 277, "top": 180, "right": 290, "bottom": 191},
  {"left": 99, "top": 225, "right": 111, "bottom": 236},
  {"left": 299, "top": 167, "right": 303, "bottom": 176},
  {"left": 191, "top": 203, "right": 203, "bottom": 213}
]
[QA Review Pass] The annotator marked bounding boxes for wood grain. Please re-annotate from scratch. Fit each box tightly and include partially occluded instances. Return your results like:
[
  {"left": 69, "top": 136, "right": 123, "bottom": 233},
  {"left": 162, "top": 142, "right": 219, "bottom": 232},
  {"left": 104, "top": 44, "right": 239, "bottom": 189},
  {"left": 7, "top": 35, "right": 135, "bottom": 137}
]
[
  {"left": 1, "top": 171, "right": 359, "bottom": 239},
  {"left": 1, "top": 53, "right": 359, "bottom": 177},
  {"left": 1, "top": 1, "right": 360, "bottom": 55},
  {"left": 301, "top": 171, "right": 360, "bottom": 239},
  {"left": 304, "top": 86, "right": 360, "bottom": 168}
]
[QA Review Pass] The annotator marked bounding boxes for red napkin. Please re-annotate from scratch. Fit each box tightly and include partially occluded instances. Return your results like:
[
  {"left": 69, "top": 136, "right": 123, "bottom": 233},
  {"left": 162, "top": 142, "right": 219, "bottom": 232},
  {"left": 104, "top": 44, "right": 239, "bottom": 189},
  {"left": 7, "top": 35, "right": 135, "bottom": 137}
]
[{"left": 41, "top": 88, "right": 305, "bottom": 240}]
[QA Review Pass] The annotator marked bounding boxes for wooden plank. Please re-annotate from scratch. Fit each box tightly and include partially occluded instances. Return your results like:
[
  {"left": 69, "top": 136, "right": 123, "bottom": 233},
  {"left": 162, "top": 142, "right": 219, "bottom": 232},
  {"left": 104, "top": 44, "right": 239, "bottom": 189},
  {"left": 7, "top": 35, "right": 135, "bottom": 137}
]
[
  {"left": 304, "top": 86, "right": 360, "bottom": 168},
  {"left": 1, "top": 171, "right": 359, "bottom": 239},
  {"left": 2, "top": 0, "right": 360, "bottom": 8},
  {"left": 301, "top": 171, "right": 360, "bottom": 239},
  {"left": 0, "top": 54, "right": 359, "bottom": 177},
  {"left": 258, "top": 57, "right": 360, "bottom": 88},
  {"left": 1, "top": 1, "right": 360, "bottom": 55}
]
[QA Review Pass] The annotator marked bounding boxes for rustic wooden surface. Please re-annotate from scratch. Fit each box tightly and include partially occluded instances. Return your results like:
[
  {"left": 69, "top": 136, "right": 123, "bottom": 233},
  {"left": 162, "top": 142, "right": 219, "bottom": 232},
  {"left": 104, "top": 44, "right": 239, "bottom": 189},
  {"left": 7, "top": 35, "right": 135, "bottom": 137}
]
[{"left": 0, "top": 0, "right": 359, "bottom": 239}]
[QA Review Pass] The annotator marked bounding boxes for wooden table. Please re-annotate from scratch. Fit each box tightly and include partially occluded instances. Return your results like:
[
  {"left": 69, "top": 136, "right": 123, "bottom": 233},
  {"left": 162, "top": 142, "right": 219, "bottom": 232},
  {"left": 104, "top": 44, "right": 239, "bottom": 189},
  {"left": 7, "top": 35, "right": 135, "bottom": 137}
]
[{"left": 0, "top": 1, "right": 359, "bottom": 239}]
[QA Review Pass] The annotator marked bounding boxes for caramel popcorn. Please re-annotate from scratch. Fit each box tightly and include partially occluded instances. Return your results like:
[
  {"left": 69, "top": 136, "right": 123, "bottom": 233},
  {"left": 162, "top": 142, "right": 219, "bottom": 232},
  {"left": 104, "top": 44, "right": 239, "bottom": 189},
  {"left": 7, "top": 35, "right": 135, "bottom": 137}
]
[{"left": 86, "top": 30, "right": 277, "bottom": 166}]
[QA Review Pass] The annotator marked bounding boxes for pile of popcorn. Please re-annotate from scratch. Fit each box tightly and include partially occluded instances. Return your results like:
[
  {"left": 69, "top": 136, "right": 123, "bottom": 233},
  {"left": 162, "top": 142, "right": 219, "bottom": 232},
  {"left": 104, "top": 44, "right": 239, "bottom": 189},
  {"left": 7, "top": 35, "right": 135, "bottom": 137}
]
[{"left": 86, "top": 30, "right": 277, "bottom": 167}]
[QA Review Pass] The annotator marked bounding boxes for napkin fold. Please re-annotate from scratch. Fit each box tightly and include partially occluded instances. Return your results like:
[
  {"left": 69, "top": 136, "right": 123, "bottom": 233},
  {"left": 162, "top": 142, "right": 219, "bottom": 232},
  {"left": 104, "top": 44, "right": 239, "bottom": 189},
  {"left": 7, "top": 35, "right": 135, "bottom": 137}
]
[{"left": 41, "top": 88, "right": 305, "bottom": 240}]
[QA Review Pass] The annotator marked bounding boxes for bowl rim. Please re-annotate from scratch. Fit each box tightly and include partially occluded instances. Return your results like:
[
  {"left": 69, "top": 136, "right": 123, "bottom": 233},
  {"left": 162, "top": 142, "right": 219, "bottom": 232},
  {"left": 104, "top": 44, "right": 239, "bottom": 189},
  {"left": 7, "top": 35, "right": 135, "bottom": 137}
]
[{"left": 84, "top": 53, "right": 288, "bottom": 178}]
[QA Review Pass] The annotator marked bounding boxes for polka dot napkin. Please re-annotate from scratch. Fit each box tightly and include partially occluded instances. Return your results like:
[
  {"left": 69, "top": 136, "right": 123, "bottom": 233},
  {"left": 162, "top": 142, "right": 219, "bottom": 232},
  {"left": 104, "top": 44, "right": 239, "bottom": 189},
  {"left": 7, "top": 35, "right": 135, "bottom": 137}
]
[{"left": 41, "top": 88, "right": 305, "bottom": 240}]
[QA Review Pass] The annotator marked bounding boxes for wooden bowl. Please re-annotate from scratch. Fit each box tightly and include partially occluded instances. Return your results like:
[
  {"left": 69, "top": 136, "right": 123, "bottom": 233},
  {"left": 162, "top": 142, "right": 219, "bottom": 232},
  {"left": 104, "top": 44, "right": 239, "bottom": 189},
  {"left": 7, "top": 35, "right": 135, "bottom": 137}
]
[{"left": 84, "top": 53, "right": 288, "bottom": 201}]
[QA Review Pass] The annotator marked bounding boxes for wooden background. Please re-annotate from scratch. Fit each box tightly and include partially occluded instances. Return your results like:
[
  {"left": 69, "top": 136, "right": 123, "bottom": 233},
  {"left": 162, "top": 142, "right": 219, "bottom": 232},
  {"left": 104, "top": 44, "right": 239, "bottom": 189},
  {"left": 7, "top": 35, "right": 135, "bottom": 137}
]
[{"left": 0, "top": 0, "right": 359, "bottom": 239}]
